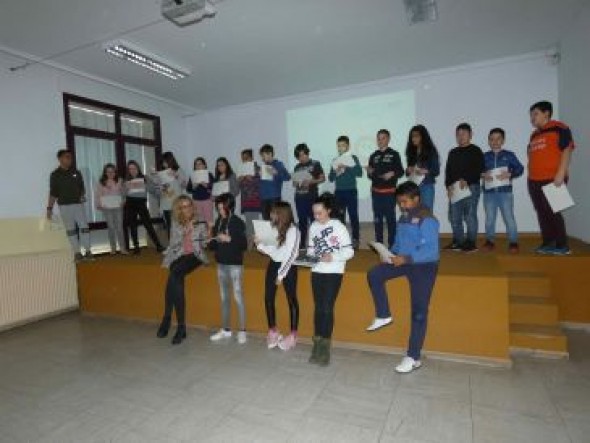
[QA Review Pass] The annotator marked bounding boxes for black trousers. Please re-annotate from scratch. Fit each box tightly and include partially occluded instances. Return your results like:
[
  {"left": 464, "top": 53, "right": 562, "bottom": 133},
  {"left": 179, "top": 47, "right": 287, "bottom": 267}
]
[
  {"left": 311, "top": 273, "right": 343, "bottom": 338},
  {"left": 164, "top": 254, "right": 202, "bottom": 325},
  {"left": 264, "top": 260, "right": 299, "bottom": 331},
  {"left": 125, "top": 198, "right": 162, "bottom": 249},
  {"left": 528, "top": 179, "right": 568, "bottom": 248}
]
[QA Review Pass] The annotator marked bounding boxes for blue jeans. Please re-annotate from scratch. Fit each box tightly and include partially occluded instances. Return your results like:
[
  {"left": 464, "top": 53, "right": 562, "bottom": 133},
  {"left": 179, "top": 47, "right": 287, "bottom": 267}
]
[
  {"left": 449, "top": 184, "right": 481, "bottom": 244},
  {"left": 484, "top": 191, "right": 518, "bottom": 244},
  {"left": 420, "top": 183, "right": 435, "bottom": 211},
  {"left": 372, "top": 192, "right": 397, "bottom": 248},
  {"left": 295, "top": 194, "right": 314, "bottom": 246},
  {"left": 335, "top": 189, "right": 360, "bottom": 241},
  {"left": 217, "top": 264, "right": 246, "bottom": 330}
]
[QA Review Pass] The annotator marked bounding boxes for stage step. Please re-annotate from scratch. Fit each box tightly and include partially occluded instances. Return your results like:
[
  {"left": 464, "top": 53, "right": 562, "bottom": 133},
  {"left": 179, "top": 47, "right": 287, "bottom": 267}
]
[
  {"left": 507, "top": 272, "right": 552, "bottom": 298},
  {"left": 509, "top": 295, "right": 559, "bottom": 326},
  {"left": 509, "top": 324, "right": 568, "bottom": 356}
]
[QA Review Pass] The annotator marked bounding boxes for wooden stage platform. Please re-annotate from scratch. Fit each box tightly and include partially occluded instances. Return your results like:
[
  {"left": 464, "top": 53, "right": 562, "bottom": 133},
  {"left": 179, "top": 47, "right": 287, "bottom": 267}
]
[{"left": 77, "top": 236, "right": 590, "bottom": 366}]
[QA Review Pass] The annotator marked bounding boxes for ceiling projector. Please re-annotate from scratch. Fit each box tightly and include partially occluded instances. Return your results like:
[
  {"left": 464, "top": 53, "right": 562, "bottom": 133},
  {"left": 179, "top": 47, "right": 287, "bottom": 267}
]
[{"left": 161, "top": 0, "right": 221, "bottom": 27}]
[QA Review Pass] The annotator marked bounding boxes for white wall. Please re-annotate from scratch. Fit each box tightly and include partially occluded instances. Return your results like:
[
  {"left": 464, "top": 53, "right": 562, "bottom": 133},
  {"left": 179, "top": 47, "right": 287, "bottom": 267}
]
[
  {"left": 0, "top": 51, "right": 189, "bottom": 219},
  {"left": 185, "top": 53, "right": 558, "bottom": 233},
  {"left": 559, "top": 3, "right": 590, "bottom": 242}
]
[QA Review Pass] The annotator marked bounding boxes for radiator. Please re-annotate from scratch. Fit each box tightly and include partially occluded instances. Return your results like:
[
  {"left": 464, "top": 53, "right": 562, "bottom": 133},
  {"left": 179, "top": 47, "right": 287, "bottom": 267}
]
[{"left": 0, "top": 250, "right": 78, "bottom": 331}]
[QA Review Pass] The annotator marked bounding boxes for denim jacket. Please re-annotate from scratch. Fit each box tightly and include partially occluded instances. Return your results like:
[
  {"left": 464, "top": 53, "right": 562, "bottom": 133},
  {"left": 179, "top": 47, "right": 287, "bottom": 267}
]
[{"left": 483, "top": 149, "right": 524, "bottom": 193}]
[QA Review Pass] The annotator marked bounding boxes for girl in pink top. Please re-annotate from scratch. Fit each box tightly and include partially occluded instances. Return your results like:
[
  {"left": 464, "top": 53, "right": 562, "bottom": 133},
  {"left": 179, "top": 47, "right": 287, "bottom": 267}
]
[{"left": 96, "top": 163, "right": 128, "bottom": 255}]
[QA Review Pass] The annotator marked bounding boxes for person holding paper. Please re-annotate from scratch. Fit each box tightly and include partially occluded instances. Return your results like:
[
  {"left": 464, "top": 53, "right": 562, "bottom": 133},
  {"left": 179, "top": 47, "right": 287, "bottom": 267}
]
[
  {"left": 527, "top": 101, "right": 575, "bottom": 255},
  {"left": 95, "top": 163, "right": 128, "bottom": 255},
  {"left": 213, "top": 157, "right": 239, "bottom": 198},
  {"left": 293, "top": 143, "right": 325, "bottom": 246},
  {"left": 481, "top": 128, "right": 524, "bottom": 253},
  {"left": 258, "top": 144, "right": 291, "bottom": 220},
  {"left": 153, "top": 151, "right": 187, "bottom": 239},
  {"left": 307, "top": 193, "right": 354, "bottom": 366},
  {"left": 444, "top": 123, "right": 485, "bottom": 253},
  {"left": 367, "top": 129, "right": 405, "bottom": 249},
  {"left": 238, "top": 149, "right": 262, "bottom": 247},
  {"left": 366, "top": 182, "right": 439, "bottom": 374},
  {"left": 405, "top": 125, "right": 440, "bottom": 210},
  {"left": 186, "top": 157, "right": 215, "bottom": 225},
  {"left": 328, "top": 135, "right": 363, "bottom": 249},
  {"left": 123, "top": 161, "right": 165, "bottom": 254},
  {"left": 254, "top": 201, "right": 300, "bottom": 352}
]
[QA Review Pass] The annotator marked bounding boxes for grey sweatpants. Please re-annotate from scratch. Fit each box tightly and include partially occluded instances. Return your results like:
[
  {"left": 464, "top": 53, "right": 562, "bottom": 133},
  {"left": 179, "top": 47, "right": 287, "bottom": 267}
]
[
  {"left": 59, "top": 203, "right": 91, "bottom": 253},
  {"left": 217, "top": 264, "right": 246, "bottom": 331},
  {"left": 102, "top": 208, "right": 126, "bottom": 252}
]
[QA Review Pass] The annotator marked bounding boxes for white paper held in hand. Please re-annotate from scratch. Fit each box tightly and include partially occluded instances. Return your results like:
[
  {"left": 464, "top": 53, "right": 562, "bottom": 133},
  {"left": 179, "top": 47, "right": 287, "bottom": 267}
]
[
  {"left": 260, "top": 165, "right": 274, "bottom": 181},
  {"left": 368, "top": 241, "right": 396, "bottom": 263},
  {"left": 409, "top": 172, "right": 425, "bottom": 186},
  {"left": 212, "top": 180, "right": 230, "bottom": 197},
  {"left": 238, "top": 161, "right": 255, "bottom": 177},
  {"left": 331, "top": 153, "right": 356, "bottom": 171},
  {"left": 450, "top": 181, "right": 472, "bottom": 204},
  {"left": 126, "top": 178, "right": 146, "bottom": 195},
  {"left": 542, "top": 183, "right": 575, "bottom": 213},
  {"left": 192, "top": 170, "right": 209, "bottom": 184},
  {"left": 292, "top": 170, "right": 313, "bottom": 185},
  {"left": 484, "top": 167, "right": 509, "bottom": 190},
  {"left": 100, "top": 195, "right": 122, "bottom": 209},
  {"left": 253, "top": 220, "right": 278, "bottom": 246},
  {"left": 158, "top": 169, "right": 175, "bottom": 184}
]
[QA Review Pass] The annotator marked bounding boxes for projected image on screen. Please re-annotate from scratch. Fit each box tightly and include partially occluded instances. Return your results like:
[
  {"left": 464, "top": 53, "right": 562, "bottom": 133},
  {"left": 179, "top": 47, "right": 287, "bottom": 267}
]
[{"left": 286, "top": 90, "right": 416, "bottom": 199}]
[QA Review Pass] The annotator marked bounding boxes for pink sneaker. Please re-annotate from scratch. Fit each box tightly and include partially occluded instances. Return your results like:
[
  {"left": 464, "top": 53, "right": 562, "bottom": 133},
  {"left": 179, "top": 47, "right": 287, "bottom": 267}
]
[
  {"left": 267, "top": 330, "right": 282, "bottom": 349},
  {"left": 278, "top": 333, "right": 297, "bottom": 351}
]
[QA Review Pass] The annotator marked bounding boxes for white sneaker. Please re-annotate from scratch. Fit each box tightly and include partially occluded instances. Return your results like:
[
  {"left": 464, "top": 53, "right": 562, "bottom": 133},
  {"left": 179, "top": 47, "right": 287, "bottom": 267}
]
[
  {"left": 278, "top": 333, "right": 297, "bottom": 351},
  {"left": 365, "top": 317, "right": 393, "bottom": 332},
  {"left": 210, "top": 329, "right": 232, "bottom": 341},
  {"left": 267, "top": 330, "right": 282, "bottom": 349},
  {"left": 395, "top": 356, "right": 422, "bottom": 374},
  {"left": 237, "top": 331, "right": 247, "bottom": 344}
]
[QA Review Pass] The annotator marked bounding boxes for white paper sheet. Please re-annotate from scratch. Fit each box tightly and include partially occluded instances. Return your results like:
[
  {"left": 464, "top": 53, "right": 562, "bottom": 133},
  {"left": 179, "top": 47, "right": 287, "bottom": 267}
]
[
  {"left": 212, "top": 180, "right": 230, "bottom": 197},
  {"left": 542, "top": 183, "right": 575, "bottom": 213},
  {"left": 253, "top": 220, "right": 278, "bottom": 246},
  {"left": 192, "top": 170, "right": 210, "bottom": 184},
  {"left": 237, "top": 162, "right": 255, "bottom": 177},
  {"left": 126, "top": 178, "right": 146, "bottom": 195},
  {"left": 158, "top": 169, "right": 175, "bottom": 184},
  {"left": 292, "top": 170, "right": 313, "bottom": 185},
  {"left": 260, "top": 165, "right": 274, "bottom": 181},
  {"left": 449, "top": 181, "right": 472, "bottom": 204},
  {"left": 484, "top": 167, "right": 510, "bottom": 190},
  {"left": 100, "top": 195, "right": 122, "bottom": 209},
  {"left": 293, "top": 250, "right": 320, "bottom": 267},
  {"left": 368, "top": 241, "right": 396, "bottom": 263},
  {"left": 409, "top": 172, "right": 425, "bottom": 186},
  {"left": 331, "top": 153, "right": 356, "bottom": 171}
]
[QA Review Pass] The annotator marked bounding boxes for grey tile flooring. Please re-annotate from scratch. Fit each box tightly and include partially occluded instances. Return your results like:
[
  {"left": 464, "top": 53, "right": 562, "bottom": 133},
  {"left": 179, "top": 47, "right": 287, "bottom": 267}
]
[{"left": 0, "top": 313, "right": 589, "bottom": 442}]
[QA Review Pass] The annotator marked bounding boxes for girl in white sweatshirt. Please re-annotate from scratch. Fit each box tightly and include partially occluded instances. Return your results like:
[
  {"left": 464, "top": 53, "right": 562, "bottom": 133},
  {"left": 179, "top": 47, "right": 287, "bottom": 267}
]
[
  {"left": 307, "top": 193, "right": 354, "bottom": 366},
  {"left": 255, "top": 201, "right": 301, "bottom": 351}
]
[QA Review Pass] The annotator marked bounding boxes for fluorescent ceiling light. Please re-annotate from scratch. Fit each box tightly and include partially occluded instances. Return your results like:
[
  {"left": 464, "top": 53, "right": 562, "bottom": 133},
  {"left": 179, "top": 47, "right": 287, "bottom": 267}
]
[{"left": 103, "top": 41, "right": 190, "bottom": 80}]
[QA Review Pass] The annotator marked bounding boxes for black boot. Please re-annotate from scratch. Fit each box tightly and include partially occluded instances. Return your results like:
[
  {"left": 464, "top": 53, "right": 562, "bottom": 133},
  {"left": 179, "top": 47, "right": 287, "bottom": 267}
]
[
  {"left": 156, "top": 316, "right": 171, "bottom": 338},
  {"left": 172, "top": 325, "right": 187, "bottom": 345},
  {"left": 308, "top": 336, "right": 321, "bottom": 364},
  {"left": 317, "top": 338, "right": 331, "bottom": 367}
]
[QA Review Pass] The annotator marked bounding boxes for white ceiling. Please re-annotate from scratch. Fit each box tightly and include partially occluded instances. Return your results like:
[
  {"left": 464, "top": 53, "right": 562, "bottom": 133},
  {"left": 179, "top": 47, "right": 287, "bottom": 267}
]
[{"left": 0, "top": 0, "right": 585, "bottom": 110}]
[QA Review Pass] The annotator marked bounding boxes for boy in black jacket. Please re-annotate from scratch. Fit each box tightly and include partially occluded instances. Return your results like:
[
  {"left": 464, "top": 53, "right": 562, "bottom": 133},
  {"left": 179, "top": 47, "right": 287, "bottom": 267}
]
[
  {"left": 208, "top": 193, "right": 249, "bottom": 344},
  {"left": 444, "top": 123, "right": 485, "bottom": 252},
  {"left": 367, "top": 129, "right": 405, "bottom": 248}
]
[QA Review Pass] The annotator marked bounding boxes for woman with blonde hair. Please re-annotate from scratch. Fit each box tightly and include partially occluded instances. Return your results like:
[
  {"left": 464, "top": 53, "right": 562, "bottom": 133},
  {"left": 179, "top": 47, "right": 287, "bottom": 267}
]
[{"left": 158, "top": 195, "right": 209, "bottom": 345}]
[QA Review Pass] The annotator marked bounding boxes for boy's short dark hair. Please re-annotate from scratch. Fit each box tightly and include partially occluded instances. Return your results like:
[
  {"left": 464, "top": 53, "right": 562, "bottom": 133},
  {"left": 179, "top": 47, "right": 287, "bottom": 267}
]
[
  {"left": 377, "top": 129, "right": 390, "bottom": 138},
  {"left": 530, "top": 101, "right": 553, "bottom": 117},
  {"left": 489, "top": 128, "right": 506, "bottom": 138},
  {"left": 337, "top": 135, "right": 350, "bottom": 145},
  {"left": 241, "top": 149, "right": 253, "bottom": 159},
  {"left": 456, "top": 123, "right": 472, "bottom": 134},
  {"left": 259, "top": 144, "right": 274, "bottom": 155},
  {"left": 396, "top": 181, "right": 421, "bottom": 199},
  {"left": 57, "top": 149, "right": 70, "bottom": 158},
  {"left": 294, "top": 143, "right": 310, "bottom": 159}
]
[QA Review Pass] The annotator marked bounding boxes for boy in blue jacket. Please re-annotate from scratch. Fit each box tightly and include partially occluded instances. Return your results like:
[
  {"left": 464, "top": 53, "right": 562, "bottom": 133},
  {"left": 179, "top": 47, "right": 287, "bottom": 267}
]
[
  {"left": 258, "top": 144, "right": 291, "bottom": 220},
  {"left": 366, "top": 181, "right": 439, "bottom": 373},
  {"left": 481, "top": 128, "right": 524, "bottom": 253}
]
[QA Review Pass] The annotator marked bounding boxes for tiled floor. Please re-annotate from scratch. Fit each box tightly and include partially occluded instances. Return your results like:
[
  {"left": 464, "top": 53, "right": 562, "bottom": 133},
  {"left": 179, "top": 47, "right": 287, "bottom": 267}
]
[{"left": 0, "top": 314, "right": 589, "bottom": 443}]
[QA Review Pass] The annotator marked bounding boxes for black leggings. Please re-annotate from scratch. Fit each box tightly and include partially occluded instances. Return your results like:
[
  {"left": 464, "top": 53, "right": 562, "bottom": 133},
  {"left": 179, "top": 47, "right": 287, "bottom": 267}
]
[
  {"left": 125, "top": 198, "right": 162, "bottom": 249},
  {"left": 311, "top": 273, "right": 343, "bottom": 338},
  {"left": 164, "top": 255, "right": 201, "bottom": 325},
  {"left": 265, "top": 260, "right": 299, "bottom": 331},
  {"left": 163, "top": 210, "right": 172, "bottom": 239}
]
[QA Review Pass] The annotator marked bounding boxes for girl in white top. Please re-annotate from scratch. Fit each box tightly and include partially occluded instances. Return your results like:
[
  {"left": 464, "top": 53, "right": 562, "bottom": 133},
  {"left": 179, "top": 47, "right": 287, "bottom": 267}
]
[
  {"left": 255, "top": 201, "right": 300, "bottom": 351},
  {"left": 307, "top": 193, "right": 354, "bottom": 366},
  {"left": 153, "top": 151, "right": 187, "bottom": 239}
]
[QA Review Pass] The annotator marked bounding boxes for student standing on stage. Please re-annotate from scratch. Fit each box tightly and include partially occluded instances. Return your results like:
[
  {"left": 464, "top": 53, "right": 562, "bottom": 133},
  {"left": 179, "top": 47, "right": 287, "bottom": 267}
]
[
  {"left": 481, "top": 128, "right": 524, "bottom": 254},
  {"left": 254, "top": 201, "right": 300, "bottom": 351},
  {"left": 47, "top": 149, "right": 93, "bottom": 261},
  {"left": 154, "top": 151, "right": 187, "bottom": 239},
  {"left": 307, "top": 193, "right": 354, "bottom": 366},
  {"left": 158, "top": 195, "right": 209, "bottom": 345},
  {"left": 213, "top": 157, "right": 239, "bottom": 198},
  {"left": 96, "top": 163, "right": 128, "bottom": 255},
  {"left": 444, "top": 123, "right": 485, "bottom": 253},
  {"left": 124, "top": 160, "right": 165, "bottom": 254},
  {"left": 208, "top": 193, "right": 248, "bottom": 344},
  {"left": 238, "top": 149, "right": 262, "bottom": 248},
  {"left": 367, "top": 129, "right": 404, "bottom": 248},
  {"left": 258, "top": 144, "right": 291, "bottom": 220},
  {"left": 293, "top": 143, "right": 325, "bottom": 246},
  {"left": 405, "top": 125, "right": 440, "bottom": 211},
  {"left": 186, "top": 157, "right": 215, "bottom": 225},
  {"left": 366, "top": 182, "right": 439, "bottom": 373},
  {"left": 527, "top": 101, "right": 575, "bottom": 255},
  {"left": 328, "top": 135, "right": 363, "bottom": 250}
]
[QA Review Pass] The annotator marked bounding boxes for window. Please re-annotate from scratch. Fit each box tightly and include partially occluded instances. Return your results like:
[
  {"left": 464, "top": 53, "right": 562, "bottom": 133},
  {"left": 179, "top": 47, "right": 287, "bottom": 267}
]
[{"left": 63, "top": 94, "right": 163, "bottom": 251}]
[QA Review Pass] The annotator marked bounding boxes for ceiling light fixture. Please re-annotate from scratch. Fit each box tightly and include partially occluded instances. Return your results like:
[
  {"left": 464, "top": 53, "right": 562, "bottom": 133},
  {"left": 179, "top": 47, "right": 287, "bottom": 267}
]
[{"left": 103, "top": 41, "right": 190, "bottom": 80}]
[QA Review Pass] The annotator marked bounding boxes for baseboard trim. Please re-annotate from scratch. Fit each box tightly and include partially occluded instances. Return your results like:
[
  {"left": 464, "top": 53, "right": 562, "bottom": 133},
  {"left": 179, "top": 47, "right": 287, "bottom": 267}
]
[
  {"left": 561, "top": 322, "right": 590, "bottom": 332},
  {"left": 509, "top": 346, "right": 569, "bottom": 359},
  {"left": 0, "top": 306, "right": 79, "bottom": 333}
]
